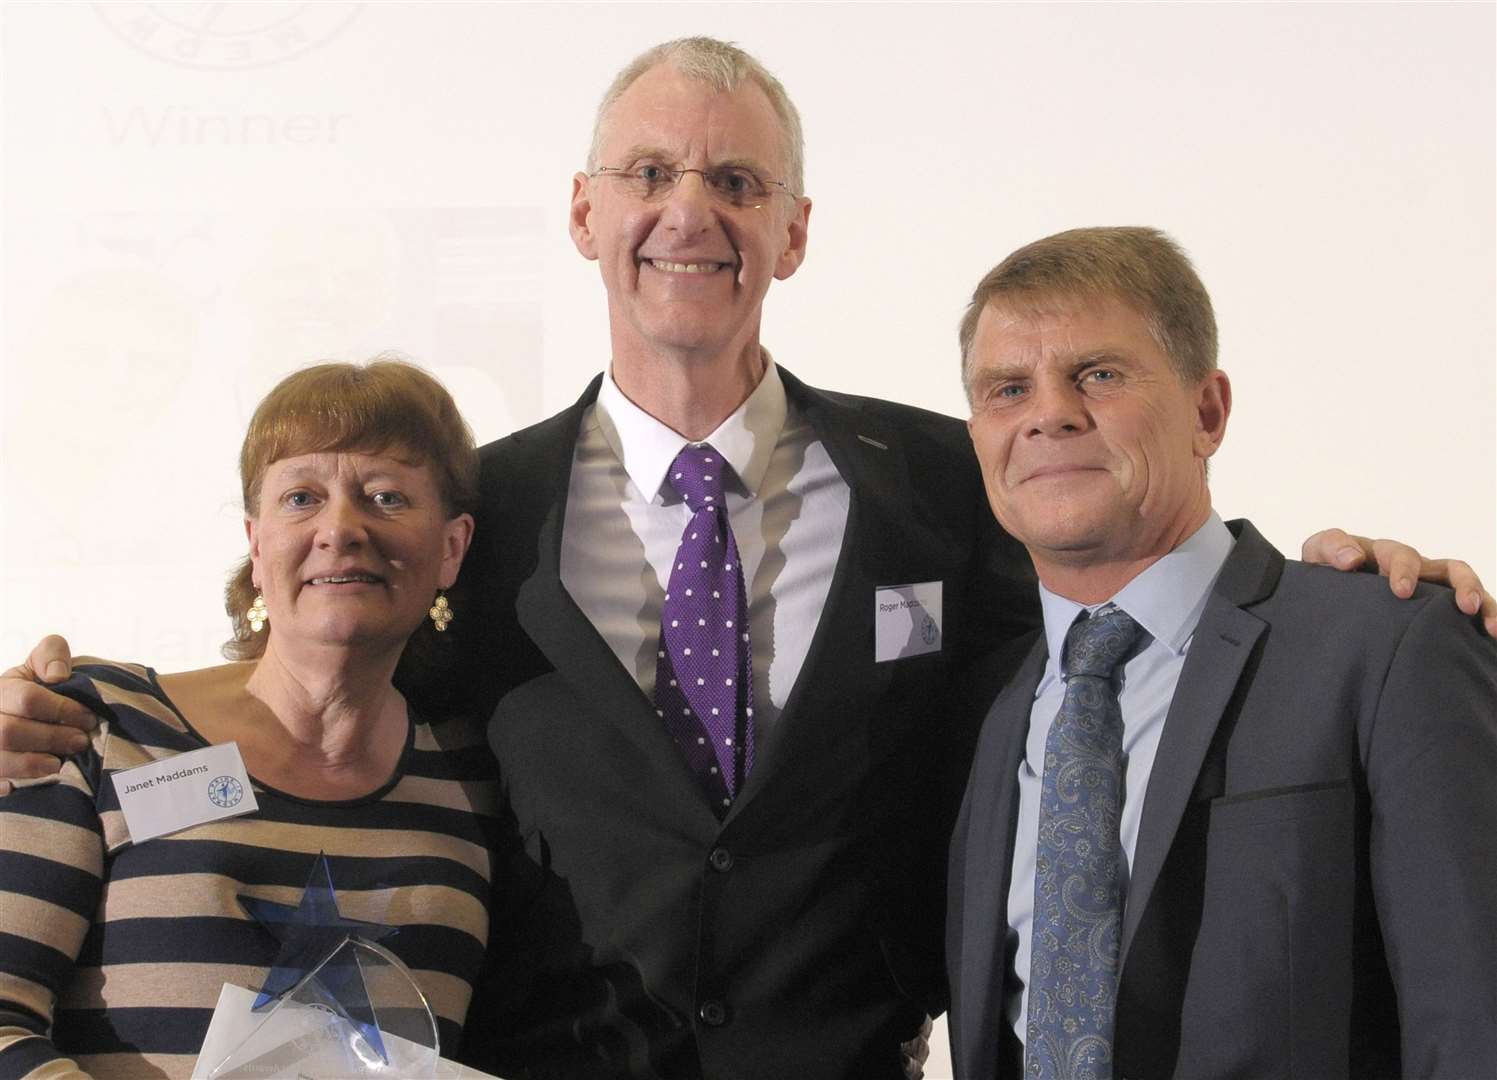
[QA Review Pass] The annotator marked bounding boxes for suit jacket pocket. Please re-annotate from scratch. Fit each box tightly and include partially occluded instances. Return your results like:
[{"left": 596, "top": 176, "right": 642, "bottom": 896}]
[
  {"left": 1205, "top": 778, "right": 1351, "bottom": 828},
  {"left": 1158, "top": 778, "right": 1358, "bottom": 1077}
]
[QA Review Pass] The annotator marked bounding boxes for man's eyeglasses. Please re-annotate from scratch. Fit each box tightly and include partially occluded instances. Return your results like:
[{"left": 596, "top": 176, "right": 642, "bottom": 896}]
[{"left": 590, "top": 162, "right": 798, "bottom": 208}]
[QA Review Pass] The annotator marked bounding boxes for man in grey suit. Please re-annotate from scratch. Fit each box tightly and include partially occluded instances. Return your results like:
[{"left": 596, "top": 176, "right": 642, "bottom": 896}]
[{"left": 947, "top": 226, "right": 1497, "bottom": 1079}]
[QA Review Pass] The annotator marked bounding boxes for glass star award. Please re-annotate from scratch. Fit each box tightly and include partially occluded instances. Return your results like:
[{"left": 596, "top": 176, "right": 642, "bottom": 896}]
[{"left": 199, "top": 854, "right": 441, "bottom": 1078}]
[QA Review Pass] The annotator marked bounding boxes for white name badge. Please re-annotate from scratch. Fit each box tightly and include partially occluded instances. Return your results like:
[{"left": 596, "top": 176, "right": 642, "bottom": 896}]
[
  {"left": 874, "top": 580, "right": 944, "bottom": 662},
  {"left": 113, "top": 742, "right": 258, "bottom": 843}
]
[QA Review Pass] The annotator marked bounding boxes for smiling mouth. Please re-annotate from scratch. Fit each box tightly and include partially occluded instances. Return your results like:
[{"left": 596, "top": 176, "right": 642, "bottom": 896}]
[
  {"left": 308, "top": 573, "right": 384, "bottom": 586},
  {"left": 645, "top": 258, "right": 731, "bottom": 274},
  {"left": 1021, "top": 466, "right": 1107, "bottom": 483}
]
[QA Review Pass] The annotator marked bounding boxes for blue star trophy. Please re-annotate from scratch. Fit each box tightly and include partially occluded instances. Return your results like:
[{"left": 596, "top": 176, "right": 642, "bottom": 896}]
[{"left": 203, "top": 853, "right": 440, "bottom": 1078}]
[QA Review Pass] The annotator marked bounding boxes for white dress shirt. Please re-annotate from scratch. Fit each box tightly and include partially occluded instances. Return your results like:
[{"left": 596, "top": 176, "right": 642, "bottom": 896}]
[
  {"left": 1005, "top": 513, "right": 1235, "bottom": 1042},
  {"left": 558, "top": 360, "right": 850, "bottom": 747}
]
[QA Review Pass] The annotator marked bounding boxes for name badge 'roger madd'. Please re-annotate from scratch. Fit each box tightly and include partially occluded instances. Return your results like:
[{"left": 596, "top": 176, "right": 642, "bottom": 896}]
[
  {"left": 874, "top": 580, "right": 943, "bottom": 663},
  {"left": 113, "top": 741, "right": 258, "bottom": 843}
]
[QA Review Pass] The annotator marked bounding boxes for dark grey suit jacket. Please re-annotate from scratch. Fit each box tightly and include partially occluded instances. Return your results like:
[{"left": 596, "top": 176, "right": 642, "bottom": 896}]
[
  {"left": 431, "top": 368, "right": 1038, "bottom": 1079},
  {"left": 947, "top": 520, "right": 1497, "bottom": 1080}
]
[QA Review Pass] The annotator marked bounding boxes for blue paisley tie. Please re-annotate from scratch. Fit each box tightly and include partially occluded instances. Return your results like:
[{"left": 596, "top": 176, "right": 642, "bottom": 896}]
[{"left": 1026, "top": 606, "right": 1141, "bottom": 1080}]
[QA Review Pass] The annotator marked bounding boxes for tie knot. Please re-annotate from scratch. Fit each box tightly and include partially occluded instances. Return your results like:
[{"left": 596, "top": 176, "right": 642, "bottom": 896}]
[
  {"left": 1063, "top": 606, "right": 1141, "bottom": 681},
  {"left": 666, "top": 443, "right": 733, "bottom": 509}
]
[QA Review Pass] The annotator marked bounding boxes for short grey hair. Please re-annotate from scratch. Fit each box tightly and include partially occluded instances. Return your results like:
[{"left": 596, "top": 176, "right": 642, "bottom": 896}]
[
  {"left": 587, "top": 36, "right": 805, "bottom": 196},
  {"left": 959, "top": 226, "right": 1218, "bottom": 396}
]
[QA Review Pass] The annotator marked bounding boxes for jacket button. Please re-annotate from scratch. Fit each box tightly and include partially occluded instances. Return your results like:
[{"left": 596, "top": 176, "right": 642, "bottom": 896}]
[
  {"left": 698, "top": 1000, "right": 728, "bottom": 1027},
  {"left": 708, "top": 847, "right": 733, "bottom": 872}
]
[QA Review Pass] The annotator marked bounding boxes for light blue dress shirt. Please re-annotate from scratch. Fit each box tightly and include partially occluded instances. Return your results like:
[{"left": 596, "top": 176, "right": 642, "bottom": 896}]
[{"left": 1004, "top": 513, "right": 1236, "bottom": 1043}]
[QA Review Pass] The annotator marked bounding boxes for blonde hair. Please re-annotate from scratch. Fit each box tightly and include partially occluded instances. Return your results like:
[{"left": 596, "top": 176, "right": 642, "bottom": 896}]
[
  {"left": 223, "top": 359, "right": 478, "bottom": 660},
  {"left": 587, "top": 36, "right": 805, "bottom": 196},
  {"left": 960, "top": 226, "right": 1218, "bottom": 399}
]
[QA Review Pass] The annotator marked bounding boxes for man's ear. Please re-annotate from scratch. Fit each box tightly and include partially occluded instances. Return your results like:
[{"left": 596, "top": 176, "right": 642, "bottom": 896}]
[
  {"left": 773, "top": 197, "right": 812, "bottom": 280},
  {"left": 569, "top": 172, "right": 599, "bottom": 261},
  {"left": 1194, "top": 370, "right": 1232, "bottom": 459}
]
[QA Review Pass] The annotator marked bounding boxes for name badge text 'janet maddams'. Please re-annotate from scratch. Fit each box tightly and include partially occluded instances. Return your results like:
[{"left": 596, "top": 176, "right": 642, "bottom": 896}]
[
  {"left": 874, "top": 581, "right": 943, "bottom": 662},
  {"left": 113, "top": 741, "right": 259, "bottom": 843}
]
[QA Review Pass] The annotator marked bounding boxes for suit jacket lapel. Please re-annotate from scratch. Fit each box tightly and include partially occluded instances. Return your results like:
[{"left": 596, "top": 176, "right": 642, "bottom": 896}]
[
  {"left": 729, "top": 370, "right": 917, "bottom": 814},
  {"left": 1119, "top": 521, "right": 1282, "bottom": 966},
  {"left": 953, "top": 636, "right": 1045, "bottom": 1080},
  {"left": 509, "top": 376, "right": 719, "bottom": 818}
]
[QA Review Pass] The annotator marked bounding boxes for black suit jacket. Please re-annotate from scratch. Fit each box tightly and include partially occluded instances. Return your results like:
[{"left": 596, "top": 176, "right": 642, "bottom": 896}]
[
  {"left": 430, "top": 368, "right": 1038, "bottom": 1079},
  {"left": 947, "top": 520, "right": 1497, "bottom": 1080}
]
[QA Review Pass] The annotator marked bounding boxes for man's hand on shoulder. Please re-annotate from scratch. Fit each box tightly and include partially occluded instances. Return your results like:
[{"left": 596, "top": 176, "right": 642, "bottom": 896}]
[
  {"left": 1302, "top": 528, "right": 1496, "bottom": 637},
  {"left": 0, "top": 635, "right": 94, "bottom": 796}
]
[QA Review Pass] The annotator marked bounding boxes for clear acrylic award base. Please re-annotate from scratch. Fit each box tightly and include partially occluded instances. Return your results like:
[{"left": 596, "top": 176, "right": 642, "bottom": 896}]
[{"left": 204, "top": 937, "right": 439, "bottom": 1078}]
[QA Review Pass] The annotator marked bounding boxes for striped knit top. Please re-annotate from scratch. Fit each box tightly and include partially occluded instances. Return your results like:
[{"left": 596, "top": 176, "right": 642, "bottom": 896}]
[{"left": 0, "top": 660, "right": 498, "bottom": 1079}]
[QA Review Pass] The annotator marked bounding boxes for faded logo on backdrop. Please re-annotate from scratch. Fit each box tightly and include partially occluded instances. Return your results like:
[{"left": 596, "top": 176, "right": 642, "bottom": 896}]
[{"left": 95, "top": 3, "right": 363, "bottom": 71}]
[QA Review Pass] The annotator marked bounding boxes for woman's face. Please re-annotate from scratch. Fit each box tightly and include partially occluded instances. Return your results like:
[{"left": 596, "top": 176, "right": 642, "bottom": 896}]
[{"left": 247, "top": 450, "right": 473, "bottom": 657}]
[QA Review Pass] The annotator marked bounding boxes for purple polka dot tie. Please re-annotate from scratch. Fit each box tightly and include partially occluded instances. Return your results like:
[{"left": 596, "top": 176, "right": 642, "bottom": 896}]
[{"left": 654, "top": 443, "right": 755, "bottom": 815}]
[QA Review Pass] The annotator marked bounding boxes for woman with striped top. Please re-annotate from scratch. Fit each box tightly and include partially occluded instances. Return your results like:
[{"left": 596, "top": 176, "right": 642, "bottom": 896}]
[{"left": 0, "top": 361, "right": 496, "bottom": 1078}]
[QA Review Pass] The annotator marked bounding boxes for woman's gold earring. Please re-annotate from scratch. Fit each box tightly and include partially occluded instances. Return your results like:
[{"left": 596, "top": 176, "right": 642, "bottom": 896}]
[
  {"left": 248, "top": 594, "right": 269, "bottom": 633},
  {"left": 429, "top": 592, "right": 453, "bottom": 632}
]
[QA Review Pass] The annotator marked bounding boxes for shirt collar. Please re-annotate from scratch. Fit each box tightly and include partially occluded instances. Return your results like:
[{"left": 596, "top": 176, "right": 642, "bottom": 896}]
[
  {"left": 594, "top": 353, "right": 787, "bottom": 503},
  {"left": 1037, "top": 511, "right": 1236, "bottom": 674}
]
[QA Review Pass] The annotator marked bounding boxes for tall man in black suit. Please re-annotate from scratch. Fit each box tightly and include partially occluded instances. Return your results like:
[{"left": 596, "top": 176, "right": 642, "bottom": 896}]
[
  {"left": 947, "top": 226, "right": 1497, "bottom": 1079},
  {"left": 437, "top": 37, "right": 1048, "bottom": 1078}
]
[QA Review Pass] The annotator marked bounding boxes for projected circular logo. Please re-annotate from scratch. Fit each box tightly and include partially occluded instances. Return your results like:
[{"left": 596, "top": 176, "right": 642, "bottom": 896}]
[
  {"left": 208, "top": 776, "right": 244, "bottom": 808},
  {"left": 95, "top": 3, "right": 363, "bottom": 71}
]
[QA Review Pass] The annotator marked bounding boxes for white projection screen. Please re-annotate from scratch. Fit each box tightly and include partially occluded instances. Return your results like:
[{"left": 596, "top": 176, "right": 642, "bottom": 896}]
[{"left": 1, "top": 5, "right": 1492, "bottom": 1074}]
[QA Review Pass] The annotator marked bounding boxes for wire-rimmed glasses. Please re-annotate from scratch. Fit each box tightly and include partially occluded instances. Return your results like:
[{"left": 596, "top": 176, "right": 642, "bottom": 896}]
[{"left": 590, "top": 162, "right": 798, "bottom": 208}]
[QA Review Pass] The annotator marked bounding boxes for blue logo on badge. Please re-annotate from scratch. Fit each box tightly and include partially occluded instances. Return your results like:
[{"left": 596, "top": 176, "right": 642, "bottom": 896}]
[
  {"left": 208, "top": 776, "right": 243, "bottom": 808},
  {"left": 921, "top": 614, "right": 938, "bottom": 645}
]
